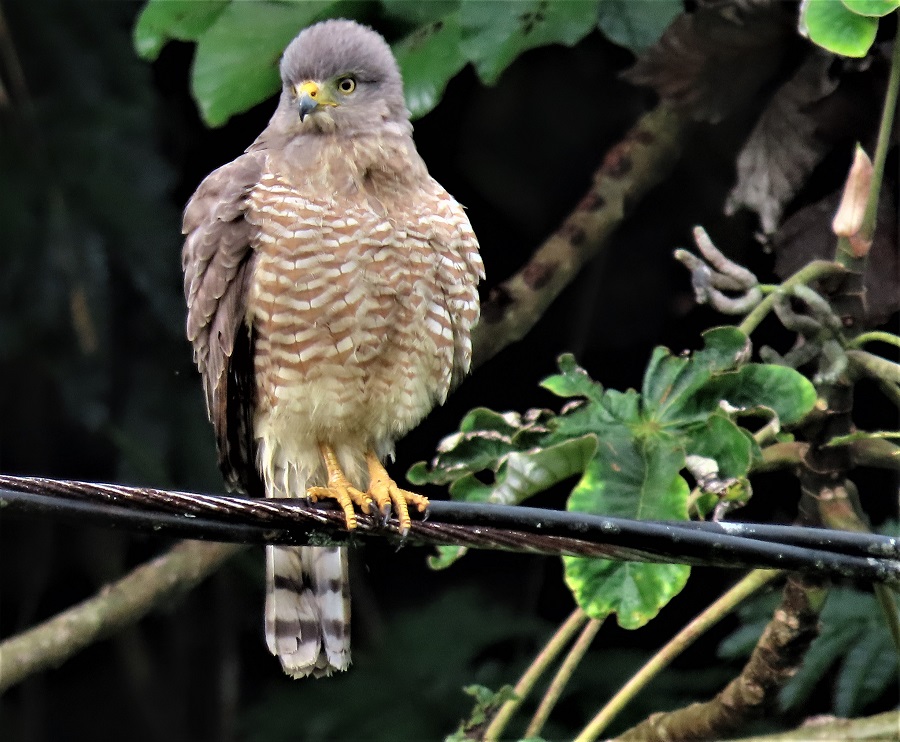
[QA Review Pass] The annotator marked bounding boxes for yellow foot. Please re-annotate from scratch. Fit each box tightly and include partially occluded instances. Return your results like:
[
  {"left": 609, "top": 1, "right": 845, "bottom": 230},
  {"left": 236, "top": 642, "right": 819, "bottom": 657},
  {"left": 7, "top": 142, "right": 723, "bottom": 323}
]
[
  {"left": 307, "top": 443, "right": 374, "bottom": 530},
  {"left": 366, "top": 451, "right": 429, "bottom": 536}
]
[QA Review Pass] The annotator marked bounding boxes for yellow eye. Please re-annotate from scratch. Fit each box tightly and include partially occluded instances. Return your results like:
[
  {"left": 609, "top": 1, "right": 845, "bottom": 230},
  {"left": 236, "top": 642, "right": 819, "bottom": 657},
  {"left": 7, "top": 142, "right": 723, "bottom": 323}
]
[{"left": 337, "top": 77, "right": 356, "bottom": 94}]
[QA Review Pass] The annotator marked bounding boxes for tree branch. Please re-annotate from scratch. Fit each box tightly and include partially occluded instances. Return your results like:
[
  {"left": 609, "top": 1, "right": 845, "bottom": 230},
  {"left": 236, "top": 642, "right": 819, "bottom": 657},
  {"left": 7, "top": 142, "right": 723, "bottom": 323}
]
[
  {"left": 726, "top": 710, "right": 900, "bottom": 741},
  {"left": 613, "top": 576, "right": 825, "bottom": 742},
  {"left": 471, "top": 103, "right": 689, "bottom": 368},
  {"left": 0, "top": 540, "right": 242, "bottom": 693}
]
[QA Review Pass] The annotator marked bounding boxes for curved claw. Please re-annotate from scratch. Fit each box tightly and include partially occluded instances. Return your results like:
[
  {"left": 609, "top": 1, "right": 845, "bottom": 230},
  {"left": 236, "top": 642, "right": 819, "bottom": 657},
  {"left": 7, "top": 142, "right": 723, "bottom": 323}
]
[
  {"left": 365, "top": 451, "right": 429, "bottom": 534},
  {"left": 308, "top": 443, "right": 374, "bottom": 530}
]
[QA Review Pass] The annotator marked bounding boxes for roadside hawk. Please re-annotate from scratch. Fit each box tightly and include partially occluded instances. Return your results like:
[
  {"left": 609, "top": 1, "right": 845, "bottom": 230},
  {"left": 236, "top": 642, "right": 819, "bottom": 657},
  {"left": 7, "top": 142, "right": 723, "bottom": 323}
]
[{"left": 182, "top": 19, "right": 484, "bottom": 678}]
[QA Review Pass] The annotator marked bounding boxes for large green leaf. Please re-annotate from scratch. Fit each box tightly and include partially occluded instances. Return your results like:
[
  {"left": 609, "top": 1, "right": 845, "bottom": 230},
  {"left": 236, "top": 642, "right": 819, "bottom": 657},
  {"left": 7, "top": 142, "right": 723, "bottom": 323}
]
[
  {"left": 642, "top": 326, "right": 752, "bottom": 428},
  {"left": 458, "top": 0, "right": 601, "bottom": 84},
  {"left": 564, "top": 426, "right": 691, "bottom": 627},
  {"left": 133, "top": 0, "right": 227, "bottom": 61},
  {"left": 695, "top": 364, "right": 817, "bottom": 427},
  {"left": 192, "top": 1, "right": 338, "bottom": 126},
  {"left": 393, "top": 10, "right": 468, "bottom": 119},
  {"left": 801, "top": 0, "right": 879, "bottom": 58},
  {"left": 841, "top": 0, "right": 900, "bottom": 16}
]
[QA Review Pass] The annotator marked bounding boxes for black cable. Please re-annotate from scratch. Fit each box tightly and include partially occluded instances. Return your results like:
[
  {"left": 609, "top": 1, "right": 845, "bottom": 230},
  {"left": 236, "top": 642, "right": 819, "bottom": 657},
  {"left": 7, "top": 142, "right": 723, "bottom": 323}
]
[
  {"left": 646, "top": 519, "right": 900, "bottom": 560},
  {"left": 1, "top": 476, "right": 898, "bottom": 585}
]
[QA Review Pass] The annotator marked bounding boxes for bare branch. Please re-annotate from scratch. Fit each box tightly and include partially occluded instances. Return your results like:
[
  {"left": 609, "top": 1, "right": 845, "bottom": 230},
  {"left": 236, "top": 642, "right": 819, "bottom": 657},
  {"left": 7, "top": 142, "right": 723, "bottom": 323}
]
[
  {"left": 472, "top": 103, "right": 689, "bottom": 368},
  {"left": 613, "top": 576, "right": 824, "bottom": 742},
  {"left": 0, "top": 540, "right": 242, "bottom": 693}
]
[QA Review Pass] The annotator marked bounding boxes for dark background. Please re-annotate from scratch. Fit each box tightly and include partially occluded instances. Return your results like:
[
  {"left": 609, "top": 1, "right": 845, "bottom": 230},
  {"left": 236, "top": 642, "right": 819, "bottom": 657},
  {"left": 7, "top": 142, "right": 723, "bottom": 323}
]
[{"left": 1, "top": 2, "right": 894, "bottom": 741}]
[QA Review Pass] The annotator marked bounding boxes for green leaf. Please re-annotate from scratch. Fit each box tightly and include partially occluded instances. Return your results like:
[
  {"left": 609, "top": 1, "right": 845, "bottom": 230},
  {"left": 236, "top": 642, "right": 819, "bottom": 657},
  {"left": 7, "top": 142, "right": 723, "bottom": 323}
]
[
  {"left": 541, "top": 353, "right": 605, "bottom": 402},
  {"left": 564, "top": 428, "right": 691, "bottom": 627},
  {"left": 693, "top": 326, "right": 753, "bottom": 372},
  {"left": 393, "top": 10, "right": 469, "bottom": 119},
  {"left": 192, "top": 1, "right": 339, "bottom": 127},
  {"left": 567, "top": 428, "right": 688, "bottom": 522},
  {"left": 642, "top": 327, "right": 752, "bottom": 428},
  {"left": 428, "top": 545, "right": 468, "bottom": 570},
  {"left": 684, "top": 413, "right": 756, "bottom": 480},
  {"left": 801, "top": 0, "right": 879, "bottom": 58},
  {"left": 459, "top": 0, "right": 601, "bottom": 84},
  {"left": 407, "top": 407, "right": 557, "bottom": 488},
  {"left": 379, "top": 0, "right": 460, "bottom": 26},
  {"left": 696, "top": 365, "right": 817, "bottom": 427},
  {"left": 564, "top": 556, "right": 690, "bottom": 629},
  {"left": 596, "top": 0, "right": 681, "bottom": 52},
  {"left": 133, "top": 0, "right": 227, "bottom": 61},
  {"left": 841, "top": 0, "right": 900, "bottom": 17},
  {"left": 447, "top": 684, "right": 519, "bottom": 741}
]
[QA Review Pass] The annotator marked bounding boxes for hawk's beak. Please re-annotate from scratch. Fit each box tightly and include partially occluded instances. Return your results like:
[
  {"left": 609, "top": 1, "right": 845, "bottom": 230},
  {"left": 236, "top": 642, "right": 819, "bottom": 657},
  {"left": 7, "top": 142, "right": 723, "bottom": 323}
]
[{"left": 296, "top": 80, "right": 337, "bottom": 121}]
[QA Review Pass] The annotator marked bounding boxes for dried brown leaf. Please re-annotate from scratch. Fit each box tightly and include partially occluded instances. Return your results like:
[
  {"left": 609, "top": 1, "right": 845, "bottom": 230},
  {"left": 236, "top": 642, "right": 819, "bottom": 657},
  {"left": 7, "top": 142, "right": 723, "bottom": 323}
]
[
  {"left": 725, "top": 51, "right": 841, "bottom": 234},
  {"left": 624, "top": 0, "right": 794, "bottom": 123}
]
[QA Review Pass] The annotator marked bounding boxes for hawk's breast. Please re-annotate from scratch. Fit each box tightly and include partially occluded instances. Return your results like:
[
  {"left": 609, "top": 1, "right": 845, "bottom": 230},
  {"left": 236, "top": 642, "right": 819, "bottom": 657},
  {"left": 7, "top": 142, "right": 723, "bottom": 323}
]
[{"left": 244, "top": 157, "right": 467, "bottom": 451}]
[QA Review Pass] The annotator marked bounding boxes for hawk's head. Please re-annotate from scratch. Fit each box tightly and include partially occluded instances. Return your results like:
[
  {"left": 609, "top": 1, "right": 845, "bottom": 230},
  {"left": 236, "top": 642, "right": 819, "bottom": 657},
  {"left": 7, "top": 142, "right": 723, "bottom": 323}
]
[{"left": 277, "top": 19, "right": 409, "bottom": 134}]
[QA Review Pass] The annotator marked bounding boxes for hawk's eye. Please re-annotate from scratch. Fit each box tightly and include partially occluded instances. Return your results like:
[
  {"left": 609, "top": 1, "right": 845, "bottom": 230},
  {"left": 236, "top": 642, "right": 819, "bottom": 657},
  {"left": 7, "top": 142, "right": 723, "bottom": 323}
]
[{"left": 337, "top": 76, "right": 356, "bottom": 94}]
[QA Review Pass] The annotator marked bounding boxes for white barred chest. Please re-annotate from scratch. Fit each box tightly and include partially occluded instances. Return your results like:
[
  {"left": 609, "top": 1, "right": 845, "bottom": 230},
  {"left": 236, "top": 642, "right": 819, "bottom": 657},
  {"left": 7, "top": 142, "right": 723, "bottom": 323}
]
[{"left": 245, "top": 170, "right": 461, "bottom": 448}]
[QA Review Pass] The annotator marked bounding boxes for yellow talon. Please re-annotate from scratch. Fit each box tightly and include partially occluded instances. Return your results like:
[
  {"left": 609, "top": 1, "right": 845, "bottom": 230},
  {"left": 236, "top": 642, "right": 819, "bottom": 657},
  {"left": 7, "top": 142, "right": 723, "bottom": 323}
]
[
  {"left": 366, "top": 451, "right": 429, "bottom": 535},
  {"left": 307, "top": 443, "right": 374, "bottom": 530},
  {"left": 306, "top": 444, "right": 428, "bottom": 533}
]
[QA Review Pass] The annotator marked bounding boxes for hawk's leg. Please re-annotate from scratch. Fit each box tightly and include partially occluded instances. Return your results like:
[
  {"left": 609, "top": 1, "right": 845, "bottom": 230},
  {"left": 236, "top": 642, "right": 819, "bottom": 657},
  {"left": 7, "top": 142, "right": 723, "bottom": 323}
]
[
  {"left": 365, "top": 451, "right": 429, "bottom": 536},
  {"left": 307, "top": 442, "right": 374, "bottom": 530}
]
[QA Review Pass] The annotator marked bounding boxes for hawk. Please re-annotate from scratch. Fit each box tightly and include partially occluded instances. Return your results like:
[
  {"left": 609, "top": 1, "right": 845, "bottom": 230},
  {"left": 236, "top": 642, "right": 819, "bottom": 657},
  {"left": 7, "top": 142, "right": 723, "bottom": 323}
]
[{"left": 181, "top": 19, "right": 483, "bottom": 678}]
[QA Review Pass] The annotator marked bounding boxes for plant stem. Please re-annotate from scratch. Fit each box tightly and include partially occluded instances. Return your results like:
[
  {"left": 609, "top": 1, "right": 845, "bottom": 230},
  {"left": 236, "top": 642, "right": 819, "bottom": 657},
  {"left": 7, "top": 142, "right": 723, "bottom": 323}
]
[
  {"left": 738, "top": 261, "right": 845, "bottom": 335},
  {"left": 847, "top": 349, "right": 900, "bottom": 384},
  {"left": 878, "top": 379, "right": 900, "bottom": 409},
  {"left": 849, "top": 330, "right": 900, "bottom": 350},
  {"left": 525, "top": 618, "right": 604, "bottom": 739},
  {"left": 573, "top": 569, "right": 781, "bottom": 742},
  {"left": 483, "top": 607, "right": 588, "bottom": 741},
  {"left": 860, "top": 27, "right": 900, "bottom": 247}
]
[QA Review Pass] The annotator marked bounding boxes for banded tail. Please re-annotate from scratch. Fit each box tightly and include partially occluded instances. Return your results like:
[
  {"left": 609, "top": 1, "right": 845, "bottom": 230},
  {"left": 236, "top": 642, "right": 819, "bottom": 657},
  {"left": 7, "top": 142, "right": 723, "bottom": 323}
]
[{"left": 265, "top": 544, "right": 351, "bottom": 678}]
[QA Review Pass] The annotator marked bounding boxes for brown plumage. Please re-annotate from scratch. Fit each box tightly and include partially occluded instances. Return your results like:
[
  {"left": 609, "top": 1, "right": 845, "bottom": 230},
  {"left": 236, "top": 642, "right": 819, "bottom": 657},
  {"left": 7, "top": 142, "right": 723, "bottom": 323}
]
[{"left": 182, "top": 19, "right": 483, "bottom": 678}]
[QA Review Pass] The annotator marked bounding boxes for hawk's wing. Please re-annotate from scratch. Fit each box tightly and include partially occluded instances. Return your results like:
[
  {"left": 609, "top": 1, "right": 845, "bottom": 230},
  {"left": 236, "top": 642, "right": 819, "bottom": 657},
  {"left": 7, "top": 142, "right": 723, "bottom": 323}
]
[
  {"left": 182, "top": 152, "right": 265, "bottom": 494},
  {"left": 426, "top": 183, "right": 485, "bottom": 391}
]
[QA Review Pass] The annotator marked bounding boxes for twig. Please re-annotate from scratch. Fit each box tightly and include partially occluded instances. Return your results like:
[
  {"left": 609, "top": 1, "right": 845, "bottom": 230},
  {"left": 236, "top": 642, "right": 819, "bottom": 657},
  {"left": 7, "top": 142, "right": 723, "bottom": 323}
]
[
  {"left": 574, "top": 569, "right": 781, "bottom": 742},
  {"left": 0, "top": 540, "right": 243, "bottom": 693},
  {"left": 482, "top": 607, "right": 588, "bottom": 741},
  {"left": 848, "top": 348, "right": 900, "bottom": 385},
  {"left": 738, "top": 260, "right": 846, "bottom": 335},
  {"left": 849, "top": 330, "right": 900, "bottom": 350},
  {"left": 525, "top": 617, "right": 603, "bottom": 739},
  {"left": 472, "top": 103, "right": 689, "bottom": 368}
]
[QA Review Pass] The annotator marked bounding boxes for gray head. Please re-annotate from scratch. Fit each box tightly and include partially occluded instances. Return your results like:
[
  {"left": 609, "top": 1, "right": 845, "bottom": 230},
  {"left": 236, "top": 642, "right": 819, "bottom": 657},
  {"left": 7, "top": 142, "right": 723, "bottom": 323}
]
[{"left": 273, "top": 19, "right": 409, "bottom": 135}]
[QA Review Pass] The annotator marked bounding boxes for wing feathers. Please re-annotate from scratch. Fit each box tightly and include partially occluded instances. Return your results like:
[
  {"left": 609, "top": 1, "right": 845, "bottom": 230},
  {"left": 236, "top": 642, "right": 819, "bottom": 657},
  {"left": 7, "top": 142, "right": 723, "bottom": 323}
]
[{"left": 182, "top": 152, "right": 265, "bottom": 491}]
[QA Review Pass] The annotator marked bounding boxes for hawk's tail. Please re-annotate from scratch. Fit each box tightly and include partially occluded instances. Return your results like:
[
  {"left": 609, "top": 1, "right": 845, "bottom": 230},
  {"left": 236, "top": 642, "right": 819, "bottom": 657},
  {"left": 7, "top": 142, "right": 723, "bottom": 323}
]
[{"left": 265, "top": 545, "right": 351, "bottom": 678}]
